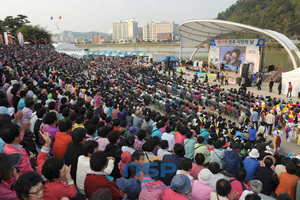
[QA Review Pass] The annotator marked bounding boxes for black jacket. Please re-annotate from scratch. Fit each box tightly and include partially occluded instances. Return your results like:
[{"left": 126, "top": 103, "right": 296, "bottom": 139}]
[
  {"left": 64, "top": 142, "right": 85, "bottom": 181},
  {"left": 105, "top": 143, "right": 122, "bottom": 179}
]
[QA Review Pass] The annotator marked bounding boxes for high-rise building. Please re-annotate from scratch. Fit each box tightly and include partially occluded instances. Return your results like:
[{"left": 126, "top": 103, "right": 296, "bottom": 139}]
[
  {"left": 112, "top": 18, "right": 138, "bottom": 42},
  {"left": 91, "top": 33, "right": 106, "bottom": 44},
  {"left": 143, "top": 21, "right": 175, "bottom": 42}
]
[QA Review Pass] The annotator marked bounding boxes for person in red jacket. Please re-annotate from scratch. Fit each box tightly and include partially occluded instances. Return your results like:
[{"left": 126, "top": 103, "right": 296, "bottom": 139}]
[
  {"left": 36, "top": 131, "right": 77, "bottom": 200},
  {"left": 53, "top": 118, "right": 73, "bottom": 158},
  {"left": 84, "top": 151, "right": 127, "bottom": 199}
]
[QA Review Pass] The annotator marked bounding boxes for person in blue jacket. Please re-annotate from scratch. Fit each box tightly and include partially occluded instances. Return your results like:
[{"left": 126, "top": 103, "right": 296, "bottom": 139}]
[
  {"left": 199, "top": 123, "right": 210, "bottom": 145},
  {"left": 224, "top": 143, "right": 243, "bottom": 175},
  {"left": 244, "top": 148, "right": 260, "bottom": 182}
]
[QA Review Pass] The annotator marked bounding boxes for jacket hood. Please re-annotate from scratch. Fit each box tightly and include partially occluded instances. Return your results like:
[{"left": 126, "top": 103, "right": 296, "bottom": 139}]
[{"left": 226, "top": 151, "right": 238, "bottom": 158}]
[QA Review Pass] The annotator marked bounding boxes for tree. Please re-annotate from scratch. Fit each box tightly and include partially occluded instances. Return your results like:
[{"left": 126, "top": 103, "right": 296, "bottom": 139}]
[
  {"left": 2, "top": 14, "right": 30, "bottom": 36},
  {"left": 17, "top": 25, "right": 51, "bottom": 42}
]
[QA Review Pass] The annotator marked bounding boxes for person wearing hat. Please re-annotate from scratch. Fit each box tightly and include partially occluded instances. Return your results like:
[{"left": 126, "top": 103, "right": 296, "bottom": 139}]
[
  {"left": 244, "top": 148, "right": 260, "bottom": 182},
  {"left": 116, "top": 177, "right": 141, "bottom": 200},
  {"left": 128, "top": 126, "right": 139, "bottom": 136},
  {"left": 0, "top": 152, "right": 21, "bottom": 199},
  {"left": 163, "top": 174, "right": 191, "bottom": 200},
  {"left": 223, "top": 143, "right": 243, "bottom": 175},
  {"left": 191, "top": 169, "right": 215, "bottom": 200}
]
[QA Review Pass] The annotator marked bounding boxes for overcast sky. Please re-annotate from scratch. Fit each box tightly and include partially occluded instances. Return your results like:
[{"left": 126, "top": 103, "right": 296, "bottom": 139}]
[{"left": 1, "top": 0, "right": 237, "bottom": 34}]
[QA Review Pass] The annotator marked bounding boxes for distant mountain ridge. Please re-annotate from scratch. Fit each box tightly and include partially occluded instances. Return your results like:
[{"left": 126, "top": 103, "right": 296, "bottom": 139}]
[
  {"left": 60, "top": 31, "right": 108, "bottom": 39},
  {"left": 217, "top": 0, "right": 300, "bottom": 38}
]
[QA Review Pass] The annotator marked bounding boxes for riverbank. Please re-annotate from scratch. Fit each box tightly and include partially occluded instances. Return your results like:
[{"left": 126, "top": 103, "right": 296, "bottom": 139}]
[{"left": 76, "top": 42, "right": 180, "bottom": 49}]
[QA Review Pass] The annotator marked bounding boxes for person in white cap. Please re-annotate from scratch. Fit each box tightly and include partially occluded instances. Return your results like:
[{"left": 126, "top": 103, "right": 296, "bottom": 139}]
[
  {"left": 244, "top": 148, "right": 260, "bottom": 182},
  {"left": 191, "top": 169, "right": 215, "bottom": 200}
]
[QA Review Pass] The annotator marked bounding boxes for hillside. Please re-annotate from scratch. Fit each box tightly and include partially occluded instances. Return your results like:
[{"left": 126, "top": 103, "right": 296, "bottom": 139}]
[{"left": 217, "top": 0, "right": 300, "bottom": 38}]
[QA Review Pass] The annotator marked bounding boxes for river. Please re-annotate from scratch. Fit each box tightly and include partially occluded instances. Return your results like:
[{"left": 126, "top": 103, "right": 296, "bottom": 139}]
[{"left": 91, "top": 46, "right": 295, "bottom": 71}]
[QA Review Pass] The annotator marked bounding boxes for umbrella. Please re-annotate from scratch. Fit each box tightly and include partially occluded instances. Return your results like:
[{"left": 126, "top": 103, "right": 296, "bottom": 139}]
[
  {"left": 24, "top": 42, "right": 31, "bottom": 45},
  {"left": 119, "top": 51, "right": 132, "bottom": 57},
  {"left": 138, "top": 52, "right": 147, "bottom": 56}
]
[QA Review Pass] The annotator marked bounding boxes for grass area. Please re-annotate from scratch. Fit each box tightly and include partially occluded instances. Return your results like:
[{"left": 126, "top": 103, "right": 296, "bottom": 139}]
[{"left": 76, "top": 42, "right": 180, "bottom": 49}]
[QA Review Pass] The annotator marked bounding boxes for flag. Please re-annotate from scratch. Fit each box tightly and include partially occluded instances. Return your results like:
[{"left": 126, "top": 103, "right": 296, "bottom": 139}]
[
  {"left": 3, "top": 32, "right": 8, "bottom": 45},
  {"left": 17, "top": 32, "right": 24, "bottom": 46},
  {"left": 7, "top": 33, "right": 12, "bottom": 45}
]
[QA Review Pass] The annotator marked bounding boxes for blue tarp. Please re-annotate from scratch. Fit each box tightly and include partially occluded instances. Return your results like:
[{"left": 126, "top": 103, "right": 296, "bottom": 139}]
[
  {"left": 119, "top": 51, "right": 132, "bottom": 57},
  {"left": 158, "top": 56, "right": 180, "bottom": 62}
]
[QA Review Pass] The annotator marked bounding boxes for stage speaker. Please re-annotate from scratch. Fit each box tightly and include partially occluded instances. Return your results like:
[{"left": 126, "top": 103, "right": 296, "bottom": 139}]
[
  {"left": 298, "top": 92, "right": 300, "bottom": 98},
  {"left": 241, "top": 63, "right": 249, "bottom": 78},
  {"left": 245, "top": 77, "right": 251, "bottom": 87}
]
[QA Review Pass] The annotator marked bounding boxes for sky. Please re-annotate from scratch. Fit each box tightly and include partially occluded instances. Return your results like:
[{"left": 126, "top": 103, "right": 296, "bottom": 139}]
[{"left": 0, "top": 0, "right": 238, "bottom": 34}]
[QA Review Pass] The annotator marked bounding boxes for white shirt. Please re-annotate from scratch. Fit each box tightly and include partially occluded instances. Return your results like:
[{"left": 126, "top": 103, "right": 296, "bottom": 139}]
[
  {"left": 157, "top": 149, "right": 171, "bottom": 160},
  {"left": 121, "top": 146, "right": 135, "bottom": 155},
  {"left": 161, "top": 132, "right": 175, "bottom": 151},
  {"left": 30, "top": 111, "right": 38, "bottom": 133},
  {"left": 76, "top": 156, "right": 91, "bottom": 195}
]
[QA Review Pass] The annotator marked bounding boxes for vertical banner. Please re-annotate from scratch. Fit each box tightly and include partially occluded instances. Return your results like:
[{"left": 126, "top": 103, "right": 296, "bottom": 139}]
[
  {"left": 17, "top": 32, "right": 24, "bottom": 46},
  {"left": 7, "top": 33, "right": 12, "bottom": 45},
  {"left": 3, "top": 32, "right": 8, "bottom": 45},
  {"left": 0, "top": 35, "right": 3, "bottom": 44}
]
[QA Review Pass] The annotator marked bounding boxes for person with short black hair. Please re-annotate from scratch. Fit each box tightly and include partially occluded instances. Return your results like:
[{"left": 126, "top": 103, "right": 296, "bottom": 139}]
[
  {"left": 194, "top": 136, "right": 210, "bottom": 165},
  {"left": 1, "top": 122, "right": 33, "bottom": 176},
  {"left": 41, "top": 112, "right": 59, "bottom": 156},
  {"left": 84, "top": 151, "right": 125, "bottom": 199},
  {"left": 161, "top": 126, "right": 175, "bottom": 151},
  {"left": 176, "top": 158, "right": 193, "bottom": 181},
  {"left": 121, "top": 136, "right": 135, "bottom": 154},
  {"left": 277, "top": 193, "right": 292, "bottom": 200},
  {"left": 53, "top": 118, "right": 73, "bottom": 158},
  {"left": 208, "top": 162, "right": 225, "bottom": 191},
  {"left": 105, "top": 131, "right": 122, "bottom": 179},
  {"left": 134, "top": 129, "right": 146, "bottom": 151},
  {"left": 210, "top": 179, "right": 235, "bottom": 200},
  {"left": 161, "top": 143, "right": 185, "bottom": 186},
  {"left": 76, "top": 141, "right": 99, "bottom": 195},
  {"left": 184, "top": 130, "right": 196, "bottom": 159},
  {"left": 38, "top": 131, "right": 77, "bottom": 199},
  {"left": 73, "top": 115, "right": 85, "bottom": 130},
  {"left": 85, "top": 123, "right": 96, "bottom": 141},
  {"left": 256, "top": 156, "right": 276, "bottom": 195},
  {"left": 157, "top": 140, "right": 171, "bottom": 160},
  {"left": 245, "top": 193, "right": 261, "bottom": 200},
  {"left": 64, "top": 127, "right": 86, "bottom": 181},
  {"left": 276, "top": 162, "right": 299, "bottom": 199},
  {"left": 21, "top": 97, "right": 35, "bottom": 123},
  {"left": 229, "top": 168, "right": 250, "bottom": 199},
  {"left": 15, "top": 171, "right": 43, "bottom": 200}
]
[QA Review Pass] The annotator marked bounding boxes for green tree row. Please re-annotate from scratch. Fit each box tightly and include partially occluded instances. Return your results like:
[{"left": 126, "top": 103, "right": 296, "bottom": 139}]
[
  {"left": 0, "top": 14, "right": 51, "bottom": 43},
  {"left": 217, "top": 0, "right": 300, "bottom": 38}
]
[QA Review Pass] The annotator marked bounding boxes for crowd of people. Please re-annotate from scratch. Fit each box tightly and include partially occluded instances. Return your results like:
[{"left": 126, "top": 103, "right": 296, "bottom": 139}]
[{"left": 0, "top": 44, "right": 300, "bottom": 200}]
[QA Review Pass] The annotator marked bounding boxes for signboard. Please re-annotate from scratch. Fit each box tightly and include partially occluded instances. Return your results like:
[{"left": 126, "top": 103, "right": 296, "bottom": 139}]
[{"left": 210, "top": 39, "right": 265, "bottom": 47}]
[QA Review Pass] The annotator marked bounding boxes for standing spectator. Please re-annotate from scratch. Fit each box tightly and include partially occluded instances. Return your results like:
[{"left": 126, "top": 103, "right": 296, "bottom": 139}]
[
  {"left": 252, "top": 74, "right": 257, "bottom": 87},
  {"left": 257, "top": 77, "right": 262, "bottom": 90},
  {"left": 250, "top": 108, "right": 259, "bottom": 130},
  {"left": 287, "top": 82, "right": 293, "bottom": 97},
  {"left": 248, "top": 125, "right": 257, "bottom": 147},
  {"left": 278, "top": 81, "right": 282, "bottom": 95},
  {"left": 269, "top": 78, "right": 274, "bottom": 92},
  {"left": 265, "top": 110, "right": 275, "bottom": 137}
]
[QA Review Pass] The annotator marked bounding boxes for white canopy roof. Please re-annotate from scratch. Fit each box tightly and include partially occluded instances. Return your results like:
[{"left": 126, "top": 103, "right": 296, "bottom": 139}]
[
  {"left": 53, "top": 43, "right": 78, "bottom": 50},
  {"left": 179, "top": 19, "right": 300, "bottom": 69}
]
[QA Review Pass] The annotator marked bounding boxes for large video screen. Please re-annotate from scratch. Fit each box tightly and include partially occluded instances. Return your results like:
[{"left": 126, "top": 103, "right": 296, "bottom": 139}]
[{"left": 219, "top": 46, "right": 246, "bottom": 71}]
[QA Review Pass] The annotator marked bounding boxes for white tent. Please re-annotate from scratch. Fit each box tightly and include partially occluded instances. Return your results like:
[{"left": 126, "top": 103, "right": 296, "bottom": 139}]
[
  {"left": 53, "top": 43, "right": 78, "bottom": 50},
  {"left": 282, "top": 68, "right": 300, "bottom": 97}
]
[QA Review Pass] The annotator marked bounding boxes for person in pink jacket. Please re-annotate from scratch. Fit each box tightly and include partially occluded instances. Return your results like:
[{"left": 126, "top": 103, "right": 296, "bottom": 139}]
[{"left": 1, "top": 122, "right": 33, "bottom": 176}]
